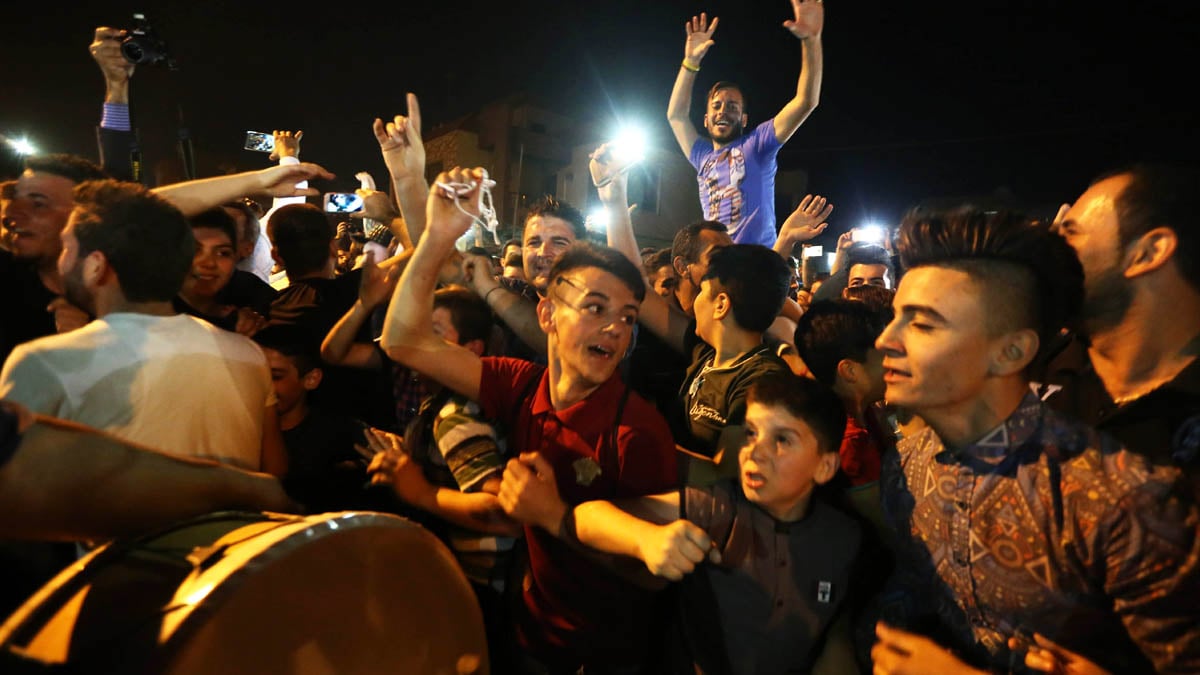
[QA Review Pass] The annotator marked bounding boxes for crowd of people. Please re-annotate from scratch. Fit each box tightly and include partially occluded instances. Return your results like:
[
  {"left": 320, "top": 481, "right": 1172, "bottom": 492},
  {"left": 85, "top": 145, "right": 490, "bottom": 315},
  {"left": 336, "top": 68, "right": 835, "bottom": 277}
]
[{"left": 1, "top": 2, "right": 1198, "bottom": 674}]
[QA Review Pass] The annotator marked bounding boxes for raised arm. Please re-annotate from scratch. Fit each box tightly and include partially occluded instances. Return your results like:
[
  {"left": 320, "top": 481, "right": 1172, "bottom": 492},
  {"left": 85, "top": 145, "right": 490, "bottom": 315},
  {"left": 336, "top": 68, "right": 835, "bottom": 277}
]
[
  {"left": 381, "top": 167, "right": 486, "bottom": 400},
  {"left": 667, "top": 14, "right": 719, "bottom": 156},
  {"left": 321, "top": 249, "right": 405, "bottom": 369},
  {"left": 90, "top": 26, "right": 137, "bottom": 182},
  {"left": 373, "top": 93, "right": 429, "bottom": 245},
  {"left": 460, "top": 252, "right": 548, "bottom": 357},
  {"left": 153, "top": 163, "right": 332, "bottom": 217},
  {"left": 591, "top": 144, "right": 690, "bottom": 354},
  {"left": 773, "top": 0, "right": 825, "bottom": 145},
  {"left": 774, "top": 193, "right": 832, "bottom": 257}
]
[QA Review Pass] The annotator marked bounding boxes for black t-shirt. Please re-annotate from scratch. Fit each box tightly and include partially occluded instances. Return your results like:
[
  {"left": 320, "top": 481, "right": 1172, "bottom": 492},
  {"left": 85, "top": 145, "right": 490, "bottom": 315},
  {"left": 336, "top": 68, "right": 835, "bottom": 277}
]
[
  {"left": 674, "top": 321, "right": 791, "bottom": 458},
  {"left": 0, "top": 251, "right": 57, "bottom": 366},
  {"left": 281, "top": 409, "right": 370, "bottom": 513},
  {"left": 218, "top": 269, "right": 278, "bottom": 318},
  {"left": 269, "top": 270, "right": 396, "bottom": 429},
  {"left": 627, "top": 323, "right": 691, "bottom": 420},
  {"left": 172, "top": 297, "right": 239, "bottom": 332}
]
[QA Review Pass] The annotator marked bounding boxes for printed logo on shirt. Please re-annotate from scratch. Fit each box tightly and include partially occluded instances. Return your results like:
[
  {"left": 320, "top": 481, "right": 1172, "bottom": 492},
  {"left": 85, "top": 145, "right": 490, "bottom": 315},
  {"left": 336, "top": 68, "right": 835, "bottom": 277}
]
[
  {"left": 816, "top": 580, "right": 833, "bottom": 604},
  {"left": 573, "top": 457, "right": 602, "bottom": 487},
  {"left": 1029, "top": 381, "right": 1063, "bottom": 402}
]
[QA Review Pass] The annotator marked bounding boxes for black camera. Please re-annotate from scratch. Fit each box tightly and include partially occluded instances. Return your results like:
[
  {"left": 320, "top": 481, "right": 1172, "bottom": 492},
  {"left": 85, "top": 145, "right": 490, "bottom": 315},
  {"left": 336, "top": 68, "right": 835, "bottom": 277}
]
[{"left": 121, "top": 13, "right": 173, "bottom": 68}]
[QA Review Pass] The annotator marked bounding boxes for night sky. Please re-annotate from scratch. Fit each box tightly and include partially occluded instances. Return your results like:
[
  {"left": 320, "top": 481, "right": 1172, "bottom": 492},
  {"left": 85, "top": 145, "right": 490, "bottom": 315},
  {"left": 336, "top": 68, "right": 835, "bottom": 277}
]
[{"left": 4, "top": 0, "right": 1197, "bottom": 246}]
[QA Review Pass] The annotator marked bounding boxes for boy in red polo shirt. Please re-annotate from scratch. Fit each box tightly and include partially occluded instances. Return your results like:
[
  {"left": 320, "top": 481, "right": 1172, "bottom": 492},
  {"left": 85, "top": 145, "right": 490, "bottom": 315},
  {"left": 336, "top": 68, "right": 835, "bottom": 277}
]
[{"left": 381, "top": 167, "right": 676, "bottom": 673}]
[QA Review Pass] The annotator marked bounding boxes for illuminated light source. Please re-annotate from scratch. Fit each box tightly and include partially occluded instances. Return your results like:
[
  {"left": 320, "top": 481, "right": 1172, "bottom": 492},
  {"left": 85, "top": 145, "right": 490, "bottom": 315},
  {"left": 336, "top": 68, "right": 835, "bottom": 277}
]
[
  {"left": 609, "top": 125, "right": 648, "bottom": 164},
  {"left": 854, "top": 223, "right": 886, "bottom": 245},
  {"left": 826, "top": 252, "right": 837, "bottom": 269},
  {"left": 586, "top": 208, "right": 611, "bottom": 230},
  {"left": 5, "top": 136, "right": 37, "bottom": 155}
]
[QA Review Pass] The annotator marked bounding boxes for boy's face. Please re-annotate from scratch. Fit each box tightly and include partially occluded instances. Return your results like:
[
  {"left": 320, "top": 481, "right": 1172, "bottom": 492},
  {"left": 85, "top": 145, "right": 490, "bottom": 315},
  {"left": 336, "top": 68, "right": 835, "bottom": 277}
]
[
  {"left": 264, "top": 347, "right": 317, "bottom": 416},
  {"left": 182, "top": 226, "right": 237, "bottom": 300},
  {"left": 876, "top": 266, "right": 1001, "bottom": 421},
  {"left": 739, "top": 400, "right": 838, "bottom": 521},
  {"left": 540, "top": 265, "right": 639, "bottom": 389}
]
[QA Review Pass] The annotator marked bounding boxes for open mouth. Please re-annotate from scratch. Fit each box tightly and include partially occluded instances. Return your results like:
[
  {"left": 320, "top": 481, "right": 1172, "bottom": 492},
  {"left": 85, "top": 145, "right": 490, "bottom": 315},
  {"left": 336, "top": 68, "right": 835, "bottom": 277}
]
[
  {"left": 742, "top": 470, "right": 765, "bottom": 490},
  {"left": 883, "top": 366, "right": 911, "bottom": 383},
  {"left": 587, "top": 344, "right": 616, "bottom": 359}
]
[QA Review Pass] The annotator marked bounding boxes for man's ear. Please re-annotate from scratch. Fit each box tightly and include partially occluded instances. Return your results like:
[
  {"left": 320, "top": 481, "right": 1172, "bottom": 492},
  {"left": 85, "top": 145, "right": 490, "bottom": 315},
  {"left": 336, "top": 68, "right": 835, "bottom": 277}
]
[
  {"left": 835, "top": 358, "right": 859, "bottom": 385},
  {"left": 672, "top": 255, "right": 689, "bottom": 278},
  {"left": 1124, "top": 227, "right": 1177, "bottom": 279},
  {"left": 711, "top": 291, "right": 732, "bottom": 321},
  {"left": 463, "top": 338, "right": 486, "bottom": 358},
  {"left": 740, "top": 112, "right": 749, "bottom": 127},
  {"left": 82, "top": 250, "right": 111, "bottom": 289},
  {"left": 302, "top": 367, "right": 323, "bottom": 392},
  {"left": 536, "top": 296, "right": 556, "bottom": 333},
  {"left": 270, "top": 246, "right": 283, "bottom": 267},
  {"left": 813, "top": 450, "right": 840, "bottom": 485},
  {"left": 990, "top": 329, "right": 1039, "bottom": 376}
]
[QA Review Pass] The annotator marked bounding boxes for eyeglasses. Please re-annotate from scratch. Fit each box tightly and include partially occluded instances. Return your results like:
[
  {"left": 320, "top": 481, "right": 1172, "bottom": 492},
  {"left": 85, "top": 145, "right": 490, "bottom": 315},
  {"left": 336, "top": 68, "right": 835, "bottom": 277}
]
[{"left": 553, "top": 276, "right": 638, "bottom": 328}]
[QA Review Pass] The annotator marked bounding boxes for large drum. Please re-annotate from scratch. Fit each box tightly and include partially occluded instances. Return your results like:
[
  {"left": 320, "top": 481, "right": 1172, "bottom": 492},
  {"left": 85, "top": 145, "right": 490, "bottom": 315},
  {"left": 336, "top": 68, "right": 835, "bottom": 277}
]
[{"left": 0, "top": 510, "right": 488, "bottom": 674}]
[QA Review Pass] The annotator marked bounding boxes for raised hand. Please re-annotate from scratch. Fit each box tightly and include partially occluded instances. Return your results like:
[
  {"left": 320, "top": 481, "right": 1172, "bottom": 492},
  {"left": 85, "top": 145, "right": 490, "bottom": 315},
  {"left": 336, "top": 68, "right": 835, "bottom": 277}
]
[
  {"left": 779, "top": 193, "right": 832, "bottom": 244},
  {"left": 426, "top": 167, "right": 485, "bottom": 242},
  {"left": 639, "top": 520, "right": 720, "bottom": 581},
  {"left": 254, "top": 162, "right": 332, "bottom": 198},
  {"left": 269, "top": 130, "right": 302, "bottom": 161},
  {"left": 589, "top": 142, "right": 635, "bottom": 197},
  {"left": 89, "top": 27, "right": 134, "bottom": 95},
  {"left": 498, "top": 452, "right": 566, "bottom": 533},
  {"left": 783, "top": 0, "right": 824, "bottom": 40},
  {"left": 349, "top": 188, "right": 399, "bottom": 223},
  {"left": 358, "top": 249, "right": 402, "bottom": 310},
  {"left": 373, "top": 93, "right": 426, "bottom": 183},
  {"left": 684, "top": 13, "right": 719, "bottom": 67}
]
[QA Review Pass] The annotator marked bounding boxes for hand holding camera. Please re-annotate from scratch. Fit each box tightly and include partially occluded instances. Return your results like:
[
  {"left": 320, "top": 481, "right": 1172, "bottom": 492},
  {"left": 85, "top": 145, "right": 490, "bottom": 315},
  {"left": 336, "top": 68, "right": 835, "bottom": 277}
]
[{"left": 90, "top": 27, "right": 135, "bottom": 99}]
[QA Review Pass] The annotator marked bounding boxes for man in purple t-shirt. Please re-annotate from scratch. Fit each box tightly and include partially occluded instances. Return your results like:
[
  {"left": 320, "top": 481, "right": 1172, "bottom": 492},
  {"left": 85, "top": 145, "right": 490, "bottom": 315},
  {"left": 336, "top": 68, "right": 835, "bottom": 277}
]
[{"left": 667, "top": 2, "right": 825, "bottom": 247}]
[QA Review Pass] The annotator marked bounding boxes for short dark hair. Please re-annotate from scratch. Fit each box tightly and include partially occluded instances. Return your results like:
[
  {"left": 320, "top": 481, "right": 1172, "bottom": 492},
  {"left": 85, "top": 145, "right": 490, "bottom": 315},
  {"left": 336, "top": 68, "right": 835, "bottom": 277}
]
[
  {"left": 846, "top": 243, "right": 893, "bottom": 272},
  {"left": 671, "top": 220, "right": 729, "bottom": 266},
  {"left": 189, "top": 207, "right": 239, "bottom": 247},
  {"left": 795, "top": 300, "right": 889, "bottom": 387},
  {"left": 841, "top": 284, "right": 896, "bottom": 319},
  {"left": 548, "top": 241, "right": 646, "bottom": 303},
  {"left": 642, "top": 247, "right": 673, "bottom": 276},
  {"left": 267, "top": 203, "right": 334, "bottom": 277},
  {"left": 24, "top": 154, "right": 109, "bottom": 184},
  {"left": 434, "top": 285, "right": 493, "bottom": 347},
  {"left": 708, "top": 81, "right": 747, "bottom": 111},
  {"left": 70, "top": 180, "right": 194, "bottom": 302},
  {"left": 253, "top": 323, "right": 321, "bottom": 375},
  {"left": 1101, "top": 162, "right": 1200, "bottom": 292},
  {"left": 702, "top": 244, "right": 790, "bottom": 333},
  {"left": 747, "top": 372, "right": 845, "bottom": 455},
  {"left": 524, "top": 196, "right": 587, "bottom": 242},
  {"left": 896, "top": 206, "right": 1084, "bottom": 355}
]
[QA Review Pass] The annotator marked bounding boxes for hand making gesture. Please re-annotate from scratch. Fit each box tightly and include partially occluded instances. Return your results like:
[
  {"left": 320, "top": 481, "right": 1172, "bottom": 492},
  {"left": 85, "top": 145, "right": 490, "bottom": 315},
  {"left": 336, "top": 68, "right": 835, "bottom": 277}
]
[
  {"left": 783, "top": 0, "right": 824, "bottom": 41},
  {"left": 373, "top": 93, "right": 426, "bottom": 184},
  {"left": 426, "top": 167, "right": 486, "bottom": 242},
  {"left": 683, "top": 13, "right": 719, "bottom": 69},
  {"left": 269, "top": 130, "right": 302, "bottom": 161}
]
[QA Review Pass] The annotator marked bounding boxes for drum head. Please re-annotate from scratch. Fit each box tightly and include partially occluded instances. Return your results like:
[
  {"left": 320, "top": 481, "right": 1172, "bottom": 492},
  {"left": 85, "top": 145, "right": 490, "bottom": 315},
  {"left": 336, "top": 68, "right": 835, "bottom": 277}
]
[{"left": 0, "top": 511, "right": 488, "bottom": 674}]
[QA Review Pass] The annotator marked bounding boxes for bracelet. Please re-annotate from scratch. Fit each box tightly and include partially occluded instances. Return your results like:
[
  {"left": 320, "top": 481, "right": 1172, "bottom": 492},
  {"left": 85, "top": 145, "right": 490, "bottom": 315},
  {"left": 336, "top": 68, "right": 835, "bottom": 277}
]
[
  {"left": 484, "top": 286, "right": 504, "bottom": 304},
  {"left": 681, "top": 59, "right": 700, "bottom": 73}
]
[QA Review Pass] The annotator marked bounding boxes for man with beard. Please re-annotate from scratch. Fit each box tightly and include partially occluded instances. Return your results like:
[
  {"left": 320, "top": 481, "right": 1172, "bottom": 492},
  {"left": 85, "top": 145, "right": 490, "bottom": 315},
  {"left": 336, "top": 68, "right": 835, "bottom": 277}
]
[
  {"left": 667, "top": 0, "right": 824, "bottom": 247},
  {"left": 0, "top": 180, "right": 286, "bottom": 476},
  {"left": 1037, "top": 163, "right": 1200, "bottom": 496}
]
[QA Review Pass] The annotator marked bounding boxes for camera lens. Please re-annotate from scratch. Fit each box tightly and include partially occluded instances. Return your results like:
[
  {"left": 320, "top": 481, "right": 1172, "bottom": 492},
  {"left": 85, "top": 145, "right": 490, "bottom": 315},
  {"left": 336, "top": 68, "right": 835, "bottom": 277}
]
[{"left": 121, "top": 40, "right": 146, "bottom": 64}]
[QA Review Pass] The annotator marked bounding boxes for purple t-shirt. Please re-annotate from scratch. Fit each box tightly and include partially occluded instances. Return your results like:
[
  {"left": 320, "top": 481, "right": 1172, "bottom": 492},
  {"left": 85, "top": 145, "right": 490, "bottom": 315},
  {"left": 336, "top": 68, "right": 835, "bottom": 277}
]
[{"left": 689, "top": 118, "right": 783, "bottom": 247}]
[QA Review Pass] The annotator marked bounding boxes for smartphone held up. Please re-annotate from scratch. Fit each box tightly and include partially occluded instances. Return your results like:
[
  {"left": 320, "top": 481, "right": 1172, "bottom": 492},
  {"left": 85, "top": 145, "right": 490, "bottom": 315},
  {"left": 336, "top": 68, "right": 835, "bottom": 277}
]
[
  {"left": 244, "top": 131, "right": 274, "bottom": 153},
  {"left": 323, "top": 193, "right": 364, "bottom": 214}
]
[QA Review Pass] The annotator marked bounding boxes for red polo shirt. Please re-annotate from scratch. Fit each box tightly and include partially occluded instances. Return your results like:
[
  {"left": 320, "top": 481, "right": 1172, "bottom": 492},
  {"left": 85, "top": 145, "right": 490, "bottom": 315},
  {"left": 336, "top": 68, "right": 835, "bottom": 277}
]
[{"left": 479, "top": 357, "right": 677, "bottom": 668}]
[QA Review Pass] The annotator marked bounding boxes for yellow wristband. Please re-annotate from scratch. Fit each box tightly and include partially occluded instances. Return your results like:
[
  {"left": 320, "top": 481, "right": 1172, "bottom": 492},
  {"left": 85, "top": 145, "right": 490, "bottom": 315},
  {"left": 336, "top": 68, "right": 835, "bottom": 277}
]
[{"left": 681, "top": 60, "right": 700, "bottom": 73}]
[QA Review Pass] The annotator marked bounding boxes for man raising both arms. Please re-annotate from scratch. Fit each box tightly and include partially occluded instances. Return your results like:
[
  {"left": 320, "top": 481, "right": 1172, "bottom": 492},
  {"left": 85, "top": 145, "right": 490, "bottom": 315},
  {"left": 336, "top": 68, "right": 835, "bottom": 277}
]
[{"left": 668, "top": 1, "right": 824, "bottom": 248}]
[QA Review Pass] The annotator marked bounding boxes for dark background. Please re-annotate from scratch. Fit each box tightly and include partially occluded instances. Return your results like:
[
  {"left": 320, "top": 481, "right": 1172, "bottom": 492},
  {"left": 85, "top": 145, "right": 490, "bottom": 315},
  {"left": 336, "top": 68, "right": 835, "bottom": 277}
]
[{"left": 3, "top": 0, "right": 1197, "bottom": 239}]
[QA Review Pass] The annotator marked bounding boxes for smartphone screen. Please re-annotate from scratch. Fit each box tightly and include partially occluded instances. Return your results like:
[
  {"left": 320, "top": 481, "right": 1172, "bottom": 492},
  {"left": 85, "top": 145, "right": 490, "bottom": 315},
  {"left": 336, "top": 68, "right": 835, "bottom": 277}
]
[
  {"left": 244, "top": 131, "right": 274, "bottom": 153},
  {"left": 324, "top": 193, "right": 364, "bottom": 213}
]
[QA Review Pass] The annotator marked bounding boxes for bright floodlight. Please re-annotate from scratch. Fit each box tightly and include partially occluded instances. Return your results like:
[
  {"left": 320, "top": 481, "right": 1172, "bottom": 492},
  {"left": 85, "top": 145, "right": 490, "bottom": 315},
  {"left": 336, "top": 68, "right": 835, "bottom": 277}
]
[
  {"left": 855, "top": 224, "right": 886, "bottom": 245},
  {"left": 586, "top": 208, "right": 611, "bottom": 230},
  {"left": 8, "top": 136, "right": 37, "bottom": 155},
  {"left": 610, "top": 126, "right": 648, "bottom": 164},
  {"left": 826, "top": 252, "right": 837, "bottom": 269}
]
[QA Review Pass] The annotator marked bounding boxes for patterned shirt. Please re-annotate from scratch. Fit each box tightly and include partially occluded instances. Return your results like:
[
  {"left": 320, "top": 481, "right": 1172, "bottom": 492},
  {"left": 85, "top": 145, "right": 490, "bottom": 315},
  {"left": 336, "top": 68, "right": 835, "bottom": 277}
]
[{"left": 879, "top": 393, "right": 1200, "bottom": 673}]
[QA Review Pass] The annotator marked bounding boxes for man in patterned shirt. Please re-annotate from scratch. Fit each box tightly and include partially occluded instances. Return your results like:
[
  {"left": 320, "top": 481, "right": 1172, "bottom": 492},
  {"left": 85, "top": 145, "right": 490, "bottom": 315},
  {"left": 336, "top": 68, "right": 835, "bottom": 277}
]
[{"left": 870, "top": 207, "right": 1200, "bottom": 674}]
